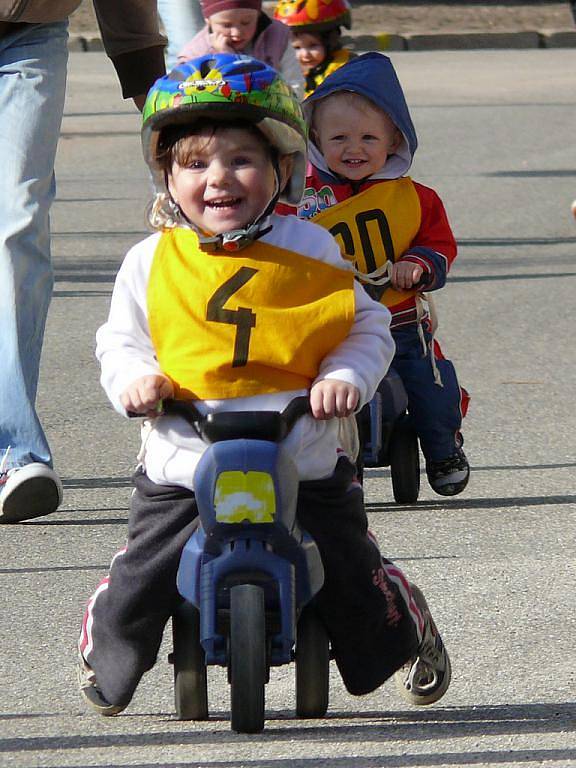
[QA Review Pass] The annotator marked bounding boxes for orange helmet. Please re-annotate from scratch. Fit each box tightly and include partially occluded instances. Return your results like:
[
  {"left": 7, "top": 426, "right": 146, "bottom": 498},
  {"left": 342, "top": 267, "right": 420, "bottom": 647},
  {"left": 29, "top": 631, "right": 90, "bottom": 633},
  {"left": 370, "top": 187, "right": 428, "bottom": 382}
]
[{"left": 274, "top": 0, "right": 352, "bottom": 32}]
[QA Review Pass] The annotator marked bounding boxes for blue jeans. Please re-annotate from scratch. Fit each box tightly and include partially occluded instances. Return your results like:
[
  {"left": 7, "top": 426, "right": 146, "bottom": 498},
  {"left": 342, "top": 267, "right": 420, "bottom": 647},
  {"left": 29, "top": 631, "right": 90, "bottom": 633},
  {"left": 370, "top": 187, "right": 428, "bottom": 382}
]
[
  {"left": 157, "top": 0, "right": 204, "bottom": 70},
  {"left": 391, "top": 326, "right": 464, "bottom": 463},
  {"left": 0, "top": 22, "right": 68, "bottom": 471}
]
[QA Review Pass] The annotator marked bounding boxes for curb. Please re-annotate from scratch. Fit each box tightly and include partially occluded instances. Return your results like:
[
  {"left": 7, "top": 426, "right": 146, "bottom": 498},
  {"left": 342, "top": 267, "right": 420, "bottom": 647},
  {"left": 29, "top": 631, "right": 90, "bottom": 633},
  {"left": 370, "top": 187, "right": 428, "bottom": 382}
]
[
  {"left": 342, "top": 28, "right": 576, "bottom": 51},
  {"left": 68, "top": 28, "right": 576, "bottom": 53}
]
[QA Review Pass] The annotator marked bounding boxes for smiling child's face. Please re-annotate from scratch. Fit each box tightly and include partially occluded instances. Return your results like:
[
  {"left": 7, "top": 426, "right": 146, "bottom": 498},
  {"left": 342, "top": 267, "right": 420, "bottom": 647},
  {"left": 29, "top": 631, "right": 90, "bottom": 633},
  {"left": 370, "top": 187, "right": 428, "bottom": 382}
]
[
  {"left": 312, "top": 92, "right": 402, "bottom": 181},
  {"left": 167, "top": 126, "right": 290, "bottom": 235}
]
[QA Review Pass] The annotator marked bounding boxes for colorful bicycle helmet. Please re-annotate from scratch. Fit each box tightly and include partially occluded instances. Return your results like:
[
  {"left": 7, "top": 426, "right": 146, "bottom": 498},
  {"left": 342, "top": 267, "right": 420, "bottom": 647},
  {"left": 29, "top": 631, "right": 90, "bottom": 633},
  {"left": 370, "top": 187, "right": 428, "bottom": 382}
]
[
  {"left": 274, "top": 0, "right": 352, "bottom": 33},
  {"left": 142, "top": 53, "right": 307, "bottom": 206}
]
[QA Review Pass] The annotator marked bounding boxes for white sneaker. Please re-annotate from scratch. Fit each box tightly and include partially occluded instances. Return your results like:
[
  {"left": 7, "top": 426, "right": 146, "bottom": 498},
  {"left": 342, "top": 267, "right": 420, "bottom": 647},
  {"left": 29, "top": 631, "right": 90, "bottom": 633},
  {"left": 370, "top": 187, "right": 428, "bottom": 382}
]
[
  {"left": 571, "top": 200, "right": 576, "bottom": 220},
  {"left": 0, "top": 463, "right": 63, "bottom": 523}
]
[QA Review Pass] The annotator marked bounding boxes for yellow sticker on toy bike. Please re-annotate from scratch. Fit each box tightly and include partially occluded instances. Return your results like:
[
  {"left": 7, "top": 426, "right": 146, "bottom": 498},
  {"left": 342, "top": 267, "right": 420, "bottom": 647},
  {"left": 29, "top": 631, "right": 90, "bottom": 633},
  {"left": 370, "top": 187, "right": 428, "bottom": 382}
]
[{"left": 214, "top": 470, "right": 276, "bottom": 524}]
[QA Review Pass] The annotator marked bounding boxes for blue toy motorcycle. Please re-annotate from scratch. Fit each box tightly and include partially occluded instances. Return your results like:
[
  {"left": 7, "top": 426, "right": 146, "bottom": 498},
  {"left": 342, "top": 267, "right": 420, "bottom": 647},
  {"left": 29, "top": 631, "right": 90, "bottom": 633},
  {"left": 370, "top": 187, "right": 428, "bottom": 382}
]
[
  {"left": 357, "top": 368, "right": 420, "bottom": 504},
  {"left": 164, "top": 397, "right": 330, "bottom": 733},
  {"left": 356, "top": 272, "right": 431, "bottom": 504}
]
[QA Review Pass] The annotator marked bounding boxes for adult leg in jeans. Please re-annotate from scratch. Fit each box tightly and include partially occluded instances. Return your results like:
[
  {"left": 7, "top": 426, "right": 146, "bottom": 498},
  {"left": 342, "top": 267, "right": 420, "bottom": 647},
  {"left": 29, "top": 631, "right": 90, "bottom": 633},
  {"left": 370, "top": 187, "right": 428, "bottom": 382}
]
[
  {"left": 157, "top": 0, "right": 204, "bottom": 70},
  {"left": 0, "top": 22, "right": 68, "bottom": 522}
]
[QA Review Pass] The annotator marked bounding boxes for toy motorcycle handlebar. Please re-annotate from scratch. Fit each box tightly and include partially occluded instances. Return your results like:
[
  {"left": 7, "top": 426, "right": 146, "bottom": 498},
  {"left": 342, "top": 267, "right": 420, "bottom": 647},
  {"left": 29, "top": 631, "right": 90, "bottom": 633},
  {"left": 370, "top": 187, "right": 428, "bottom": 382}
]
[
  {"left": 128, "top": 395, "right": 311, "bottom": 444},
  {"left": 364, "top": 270, "right": 432, "bottom": 303},
  {"left": 414, "top": 271, "right": 433, "bottom": 290},
  {"left": 376, "top": 270, "right": 433, "bottom": 292}
]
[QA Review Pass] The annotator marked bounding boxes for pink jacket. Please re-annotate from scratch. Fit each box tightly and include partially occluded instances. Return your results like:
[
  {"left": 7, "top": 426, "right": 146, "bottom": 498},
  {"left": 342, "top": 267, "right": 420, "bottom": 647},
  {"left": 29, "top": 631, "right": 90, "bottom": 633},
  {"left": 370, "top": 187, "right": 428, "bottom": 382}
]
[{"left": 178, "top": 15, "right": 290, "bottom": 72}]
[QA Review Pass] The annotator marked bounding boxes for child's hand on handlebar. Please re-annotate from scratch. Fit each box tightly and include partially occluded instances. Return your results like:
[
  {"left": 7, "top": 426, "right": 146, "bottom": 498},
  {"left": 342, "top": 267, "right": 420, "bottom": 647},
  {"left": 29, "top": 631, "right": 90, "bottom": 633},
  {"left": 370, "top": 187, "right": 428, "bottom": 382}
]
[
  {"left": 310, "top": 380, "right": 359, "bottom": 420},
  {"left": 120, "top": 375, "right": 174, "bottom": 418},
  {"left": 390, "top": 261, "right": 425, "bottom": 291}
]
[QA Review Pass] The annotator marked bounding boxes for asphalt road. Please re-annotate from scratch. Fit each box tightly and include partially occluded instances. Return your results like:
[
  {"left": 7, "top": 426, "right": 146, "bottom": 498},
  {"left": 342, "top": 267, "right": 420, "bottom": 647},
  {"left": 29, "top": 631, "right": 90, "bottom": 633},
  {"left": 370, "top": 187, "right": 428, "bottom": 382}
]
[{"left": 0, "top": 49, "right": 575, "bottom": 768}]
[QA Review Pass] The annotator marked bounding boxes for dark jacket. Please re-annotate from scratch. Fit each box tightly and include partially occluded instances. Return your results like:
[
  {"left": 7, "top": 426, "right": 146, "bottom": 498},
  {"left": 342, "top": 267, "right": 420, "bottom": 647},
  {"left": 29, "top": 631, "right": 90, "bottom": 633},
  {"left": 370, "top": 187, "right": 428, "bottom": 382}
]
[{"left": 0, "top": 0, "right": 166, "bottom": 97}]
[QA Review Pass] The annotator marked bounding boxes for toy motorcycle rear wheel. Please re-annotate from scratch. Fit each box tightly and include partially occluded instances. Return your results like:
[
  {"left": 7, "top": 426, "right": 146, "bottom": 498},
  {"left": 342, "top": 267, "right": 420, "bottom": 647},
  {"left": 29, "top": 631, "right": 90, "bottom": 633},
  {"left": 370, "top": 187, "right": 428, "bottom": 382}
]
[
  {"left": 172, "top": 601, "right": 209, "bottom": 720},
  {"left": 295, "top": 604, "right": 330, "bottom": 718},
  {"left": 389, "top": 415, "right": 420, "bottom": 504},
  {"left": 229, "top": 583, "right": 267, "bottom": 733}
]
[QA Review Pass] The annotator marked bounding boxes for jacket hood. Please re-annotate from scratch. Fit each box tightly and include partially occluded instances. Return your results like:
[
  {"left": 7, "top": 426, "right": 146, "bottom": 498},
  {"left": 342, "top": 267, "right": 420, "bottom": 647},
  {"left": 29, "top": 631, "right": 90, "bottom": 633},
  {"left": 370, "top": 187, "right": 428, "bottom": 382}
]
[{"left": 303, "top": 52, "right": 417, "bottom": 180}]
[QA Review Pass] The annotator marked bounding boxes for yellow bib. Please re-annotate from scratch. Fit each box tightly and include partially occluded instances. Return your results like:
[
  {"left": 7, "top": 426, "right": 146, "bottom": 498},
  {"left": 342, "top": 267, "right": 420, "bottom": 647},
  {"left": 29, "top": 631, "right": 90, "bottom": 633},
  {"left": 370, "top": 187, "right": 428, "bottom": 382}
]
[
  {"left": 312, "top": 178, "right": 421, "bottom": 309},
  {"left": 147, "top": 229, "right": 355, "bottom": 400},
  {"left": 306, "top": 49, "right": 354, "bottom": 97}
]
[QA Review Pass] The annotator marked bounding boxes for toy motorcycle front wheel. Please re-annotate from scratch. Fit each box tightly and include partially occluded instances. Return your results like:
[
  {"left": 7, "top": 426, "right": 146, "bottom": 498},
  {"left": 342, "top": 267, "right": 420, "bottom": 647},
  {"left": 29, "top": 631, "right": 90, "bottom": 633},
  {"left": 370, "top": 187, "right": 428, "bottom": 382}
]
[{"left": 229, "top": 583, "right": 267, "bottom": 733}]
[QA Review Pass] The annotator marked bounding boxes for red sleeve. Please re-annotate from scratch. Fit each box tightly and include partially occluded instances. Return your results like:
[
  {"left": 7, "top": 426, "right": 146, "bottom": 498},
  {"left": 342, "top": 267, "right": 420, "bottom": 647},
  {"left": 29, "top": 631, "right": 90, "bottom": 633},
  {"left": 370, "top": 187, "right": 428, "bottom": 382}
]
[{"left": 400, "top": 182, "right": 457, "bottom": 286}]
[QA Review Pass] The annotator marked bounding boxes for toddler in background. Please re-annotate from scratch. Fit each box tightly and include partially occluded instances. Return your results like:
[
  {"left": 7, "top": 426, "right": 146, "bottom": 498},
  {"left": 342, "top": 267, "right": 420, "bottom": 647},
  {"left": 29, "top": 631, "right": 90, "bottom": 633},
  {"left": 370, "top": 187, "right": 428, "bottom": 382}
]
[
  {"left": 178, "top": 0, "right": 305, "bottom": 96},
  {"left": 282, "top": 53, "right": 471, "bottom": 497},
  {"left": 274, "top": 0, "right": 354, "bottom": 96}
]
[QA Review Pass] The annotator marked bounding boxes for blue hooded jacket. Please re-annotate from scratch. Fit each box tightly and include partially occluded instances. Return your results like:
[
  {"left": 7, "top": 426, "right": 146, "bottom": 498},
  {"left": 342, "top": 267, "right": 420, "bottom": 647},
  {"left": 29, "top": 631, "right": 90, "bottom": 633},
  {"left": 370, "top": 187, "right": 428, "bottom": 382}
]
[{"left": 303, "top": 52, "right": 418, "bottom": 180}]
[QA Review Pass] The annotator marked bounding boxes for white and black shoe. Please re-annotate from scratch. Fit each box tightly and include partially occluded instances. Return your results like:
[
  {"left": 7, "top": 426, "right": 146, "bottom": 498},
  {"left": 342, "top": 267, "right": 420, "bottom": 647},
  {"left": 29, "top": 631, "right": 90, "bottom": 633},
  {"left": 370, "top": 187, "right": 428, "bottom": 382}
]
[
  {"left": 394, "top": 584, "right": 452, "bottom": 706},
  {"left": 426, "top": 446, "right": 470, "bottom": 497},
  {"left": 78, "top": 653, "right": 126, "bottom": 717},
  {"left": 0, "top": 462, "right": 63, "bottom": 523}
]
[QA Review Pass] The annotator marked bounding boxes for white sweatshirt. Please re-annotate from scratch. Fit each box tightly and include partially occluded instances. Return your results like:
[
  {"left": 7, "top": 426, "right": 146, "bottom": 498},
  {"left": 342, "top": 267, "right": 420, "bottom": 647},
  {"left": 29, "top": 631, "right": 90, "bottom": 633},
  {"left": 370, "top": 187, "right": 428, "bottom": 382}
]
[{"left": 96, "top": 214, "right": 394, "bottom": 490}]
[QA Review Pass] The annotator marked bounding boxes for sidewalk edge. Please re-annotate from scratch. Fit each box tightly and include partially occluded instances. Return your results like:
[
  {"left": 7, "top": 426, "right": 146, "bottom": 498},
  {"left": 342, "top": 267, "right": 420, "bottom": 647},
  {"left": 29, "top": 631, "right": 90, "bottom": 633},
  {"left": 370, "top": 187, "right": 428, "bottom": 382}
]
[{"left": 68, "top": 28, "right": 576, "bottom": 53}]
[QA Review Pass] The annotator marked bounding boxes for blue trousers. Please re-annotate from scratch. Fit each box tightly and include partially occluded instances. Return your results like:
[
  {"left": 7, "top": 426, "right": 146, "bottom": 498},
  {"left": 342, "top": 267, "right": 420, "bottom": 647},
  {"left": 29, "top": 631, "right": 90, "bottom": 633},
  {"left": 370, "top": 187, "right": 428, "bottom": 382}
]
[
  {"left": 392, "top": 326, "right": 465, "bottom": 463},
  {"left": 157, "top": 0, "right": 203, "bottom": 70},
  {"left": 0, "top": 22, "right": 68, "bottom": 471}
]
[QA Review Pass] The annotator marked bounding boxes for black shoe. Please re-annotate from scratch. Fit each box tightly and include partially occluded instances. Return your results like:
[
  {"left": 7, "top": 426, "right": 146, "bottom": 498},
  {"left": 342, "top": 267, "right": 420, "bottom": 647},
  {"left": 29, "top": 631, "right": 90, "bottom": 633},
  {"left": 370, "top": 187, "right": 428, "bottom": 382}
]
[
  {"left": 78, "top": 653, "right": 126, "bottom": 716},
  {"left": 426, "top": 447, "right": 469, "bottom": 496}
]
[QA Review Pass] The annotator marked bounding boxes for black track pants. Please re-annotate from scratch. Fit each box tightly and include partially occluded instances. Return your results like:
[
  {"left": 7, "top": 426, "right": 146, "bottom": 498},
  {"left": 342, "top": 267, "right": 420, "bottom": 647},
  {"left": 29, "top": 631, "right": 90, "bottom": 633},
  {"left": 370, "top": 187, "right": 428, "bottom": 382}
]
[{"left": 80, "top": 461, "right": 420, "bottom": 706}]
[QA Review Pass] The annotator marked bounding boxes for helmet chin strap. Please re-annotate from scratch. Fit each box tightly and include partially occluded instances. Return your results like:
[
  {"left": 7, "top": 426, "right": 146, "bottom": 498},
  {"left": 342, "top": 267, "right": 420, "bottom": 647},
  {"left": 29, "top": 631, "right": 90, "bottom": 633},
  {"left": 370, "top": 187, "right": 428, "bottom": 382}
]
[{"left": 166, "top": 161, "right": 282, "bottom": 253}]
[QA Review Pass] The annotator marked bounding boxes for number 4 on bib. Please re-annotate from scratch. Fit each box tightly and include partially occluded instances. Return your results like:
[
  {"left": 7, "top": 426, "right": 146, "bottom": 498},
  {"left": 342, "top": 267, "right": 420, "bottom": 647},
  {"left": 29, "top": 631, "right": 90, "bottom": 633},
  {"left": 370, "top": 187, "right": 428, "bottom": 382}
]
[{"left": 207, "top": 267, "right": 258, "bottom": 367}]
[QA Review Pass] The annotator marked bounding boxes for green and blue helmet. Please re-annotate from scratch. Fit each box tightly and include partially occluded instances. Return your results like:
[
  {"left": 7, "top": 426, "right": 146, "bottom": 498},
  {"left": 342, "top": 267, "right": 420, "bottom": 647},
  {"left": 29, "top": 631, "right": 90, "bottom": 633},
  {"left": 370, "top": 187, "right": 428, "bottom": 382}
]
[{"left": 142, "top": 53, "right": 307, "bottom": 205}]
